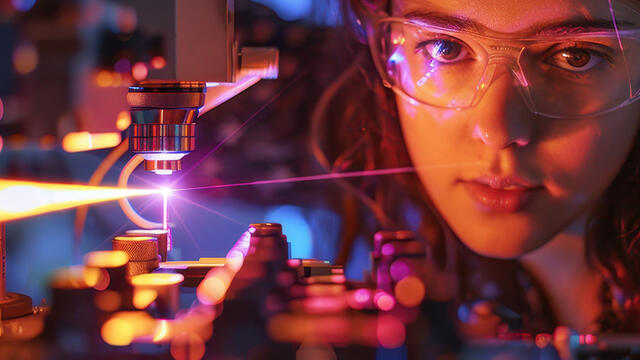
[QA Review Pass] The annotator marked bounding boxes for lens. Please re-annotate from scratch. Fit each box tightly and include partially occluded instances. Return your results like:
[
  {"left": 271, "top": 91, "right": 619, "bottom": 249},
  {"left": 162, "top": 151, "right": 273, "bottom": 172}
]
[
  {"left": 519, "top": 33, "right": 640, "bottom": 117},
  {"left": 374, "top": 19, "right": 488, "bottom": 108}
]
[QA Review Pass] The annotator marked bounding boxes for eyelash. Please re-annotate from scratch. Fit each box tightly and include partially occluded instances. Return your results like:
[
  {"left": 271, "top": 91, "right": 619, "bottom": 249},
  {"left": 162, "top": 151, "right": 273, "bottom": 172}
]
[
  {"left": 541, "top": 44, "right": 614, "bottom": 77},
  {"left": 414, "top": 38, "right": 474, "bottom": 63}
]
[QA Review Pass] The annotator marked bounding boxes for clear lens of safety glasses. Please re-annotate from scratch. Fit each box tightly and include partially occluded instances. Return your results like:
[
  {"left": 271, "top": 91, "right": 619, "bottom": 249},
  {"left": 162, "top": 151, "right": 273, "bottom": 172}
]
[{"left": 369, "top": 18, "right": 640, "bottom": 118}]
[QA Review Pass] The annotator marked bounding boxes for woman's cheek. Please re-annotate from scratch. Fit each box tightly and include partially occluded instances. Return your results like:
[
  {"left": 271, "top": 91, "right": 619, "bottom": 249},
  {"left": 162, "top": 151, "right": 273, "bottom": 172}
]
[
  {"left": 398, "top": 101, "right": 476, "bottom": 168},
  {"left": 537, "top": 123, "right": 604, "bottom": 199}
]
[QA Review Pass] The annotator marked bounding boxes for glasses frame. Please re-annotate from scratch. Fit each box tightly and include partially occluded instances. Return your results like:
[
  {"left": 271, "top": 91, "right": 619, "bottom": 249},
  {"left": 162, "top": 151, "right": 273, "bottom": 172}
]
[{"left": 364, "top": 11, "right": 640, "bottom": 119}]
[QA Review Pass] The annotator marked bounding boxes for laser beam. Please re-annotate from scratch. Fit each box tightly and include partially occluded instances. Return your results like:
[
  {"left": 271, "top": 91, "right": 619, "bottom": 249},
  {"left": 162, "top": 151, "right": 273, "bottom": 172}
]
[
  {"left": 173, "top": 167, "right": 417, "bottom": 193},
  {"left": 0, "top": 179, "right": 161, "bottom": 222}
]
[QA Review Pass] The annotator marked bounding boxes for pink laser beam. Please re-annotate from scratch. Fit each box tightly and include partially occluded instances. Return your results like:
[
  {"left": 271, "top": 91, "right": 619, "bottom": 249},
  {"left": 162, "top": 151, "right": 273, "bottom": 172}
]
[
  {"left": 171, "top": 72, "right": 307, "bottom": 187},
  {"left": 163, "top": 192, "right": 168, "bottom": 230},
  {"left": 173, "top": 166, "right": 416, "bottom": 193}
]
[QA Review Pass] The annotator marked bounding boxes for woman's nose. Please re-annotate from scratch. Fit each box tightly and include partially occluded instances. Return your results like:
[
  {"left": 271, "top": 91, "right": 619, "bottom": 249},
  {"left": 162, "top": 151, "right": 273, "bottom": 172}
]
[{"left": 471, "top": 66, "right": 533, "bottom": 150}]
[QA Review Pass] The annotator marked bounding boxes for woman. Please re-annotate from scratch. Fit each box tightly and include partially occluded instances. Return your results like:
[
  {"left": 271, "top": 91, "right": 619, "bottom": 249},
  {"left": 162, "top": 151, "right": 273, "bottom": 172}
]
[{"left": 314, "top": 0, "right": 640, "bottom": 335}]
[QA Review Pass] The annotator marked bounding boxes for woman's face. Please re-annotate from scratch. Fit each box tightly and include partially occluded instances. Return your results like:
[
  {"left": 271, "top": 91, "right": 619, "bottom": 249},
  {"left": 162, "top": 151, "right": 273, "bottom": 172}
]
[{"left": 392, "top": 0, "right": 640, "bottom": 258}]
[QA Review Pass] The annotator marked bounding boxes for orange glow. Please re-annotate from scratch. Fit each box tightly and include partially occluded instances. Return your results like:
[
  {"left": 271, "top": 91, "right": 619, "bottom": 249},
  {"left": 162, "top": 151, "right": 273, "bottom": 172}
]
[
  {"left": 92, "top": 269, "right": 111, "bottom": 291},
  {"left": 306, "top": 274, "right": 346, "bottom": 284},
  {"left": 49, "top": 265, "right": 99, "bottom": 289},
  {"left": 225, "top": 249, "right": 244, "bottom": 271},
  {"left": 133, "top": 288, "right": 158, "bottom": 309},
  {"left": 116, "top": 111, "right": 131, "bottom": 130},
  {"left": 0, "top": 137, "right": 3, "bottom": 152},
  {"left": 8, "top": 134, "right": 27, "bottom": 150},
  {"left": 39, "top": 135, "right": 56, "bottom": 150},
  {"left": 131, "top": 273, "right": 184, "bottom": 287},
  {"left": 0, "top": 180, "right": 160, "bottom": 222},
  {"left": 197, "top": 269, "right": 233, "bottom": 305},
  {"left": 394, "top": 276, "right": 425, "bottom": 307},
  {"left": 101, "top": 311, "right": 155, "bottom": 346},
  {"left": 85, "top": 250, "right": 129, "bottom": 268},
  {"left": 153, "top": 320, "right": 171, "bottom": 342},
  {"left": 151, "top": 56, "right": 166, "bottom": 69},
  {"left": 95, "top": 290, "right": 122, "bottom": 312},
  {"left": 62, "top": 131, "right": 121, "bottom": 152},
  {"left": 112, "top": 72, "right": 123, "bottom": 87},
  {"left": 392, "top": 36, "right": 405, "bottom": 45},
  {"left": 96, "top": 70, "right": 113, "bottom": 87},
  {"left": 171, "top": 333, "right": 205, "bottom": 360},
  {"left": 132, "top": 62, "right": 148, "bottom": 81},
  {"left": 13, "top": 42, "right": 38, "bottom": 75},
  {"left": 535, "top": 333, "right": 552, "bottom": 348},
  {"left": 114, "top": 236, "right": 155, "bottom": 243}
]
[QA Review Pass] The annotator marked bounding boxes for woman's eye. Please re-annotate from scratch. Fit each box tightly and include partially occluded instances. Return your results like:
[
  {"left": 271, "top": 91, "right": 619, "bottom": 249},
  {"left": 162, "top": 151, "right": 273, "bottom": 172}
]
[
  {"left": 546, "top": 48, "right": 608, "bottom": 72},
  {"left": 419, "top": 39, "right": 470, "bottom": 63}
]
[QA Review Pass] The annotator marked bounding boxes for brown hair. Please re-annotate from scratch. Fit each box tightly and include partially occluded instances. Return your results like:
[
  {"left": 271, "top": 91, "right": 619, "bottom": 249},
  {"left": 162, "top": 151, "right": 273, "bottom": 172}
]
[{"left": 311, "top": 0, "right": 640, "bottom": 331}]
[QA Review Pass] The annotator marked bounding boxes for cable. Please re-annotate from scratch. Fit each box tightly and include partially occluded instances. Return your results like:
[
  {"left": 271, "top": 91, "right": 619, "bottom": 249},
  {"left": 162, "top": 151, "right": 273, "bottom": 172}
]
[{"left": 118, "top": 154, "right": 163, "bottom": 229}]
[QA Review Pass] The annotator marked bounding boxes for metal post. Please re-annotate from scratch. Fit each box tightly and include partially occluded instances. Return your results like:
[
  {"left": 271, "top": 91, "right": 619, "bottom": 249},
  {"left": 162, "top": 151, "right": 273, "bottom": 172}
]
[
  {"left": 0, "top": 222, "right": 32, "bottom": 319},
  {"left": 0, "top": 222, "right": 6, "bottom": 300}
]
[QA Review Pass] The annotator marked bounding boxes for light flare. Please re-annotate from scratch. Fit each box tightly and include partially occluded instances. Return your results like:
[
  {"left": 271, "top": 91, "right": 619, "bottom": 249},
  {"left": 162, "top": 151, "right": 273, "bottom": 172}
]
[
  {"left": 0, "top": 179, "right": 161, "bottom": 222},
  {"left": 101, "top": 311, "right": 155, "bottom": 346},
  {"left": 161, "top": 188, "right": 171, "bottom": 230},
  {"left": 62, "top": 131, "right": 121, "bottom": 152}
]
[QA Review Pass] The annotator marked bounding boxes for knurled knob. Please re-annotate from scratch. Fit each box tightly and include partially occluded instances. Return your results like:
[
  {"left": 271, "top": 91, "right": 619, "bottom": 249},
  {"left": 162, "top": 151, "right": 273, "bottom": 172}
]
[{"left": 112, "top": 235, "right": 158, "bottom": 261}]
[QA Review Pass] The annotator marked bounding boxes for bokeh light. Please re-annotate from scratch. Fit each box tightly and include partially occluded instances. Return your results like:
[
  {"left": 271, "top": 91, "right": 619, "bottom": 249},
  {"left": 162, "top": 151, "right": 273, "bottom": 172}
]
[
  {"left": 114, "top": 58, "right": 132, "bottom": 73},
  {"left": 96, "top": 70, "right": 113, "bottom": 87},
  {"left": 389, "top": 259, "right": 410, "bottom": 282},
  {"left": 394, "top": 276, "right": 425, "bottom": 307},
  {"left": 101, "top": 311, "right": 154, "bottom": 346},
  {"left": 132, "top": 62, "right": 149, "bottom": 81},
  {"left": 535, "top": 333, "right": 552, "bottom": 349},
  {"left": 171, "top": 333, "right": 205, "bottom": 360},
  {"left": 39, "top": 135, "right": 56, "bottom": 150},
  {"left": 116, "top": 110, "right": 132, "bottom": 130},
  {"left": 95, "top": 290, "right": 122, "bottom": 312},
  {"left": 0, "top": 97, "right": 4, "bottom": 121},
  {"left": 102, "top": 317, "right": 134, "bottom": 346},
  {"left": 151, "top": 56, "right": 167, "bottom": 69},
  {"left": 13, "top": 42, "right": 38, "bottom": 75},
  {"left": 251, "top": 0, "right": 312, "bottom": 21},
  {"left": 62, "top": 131, "right": 121, "bottom": 152},
  {"left": 11, "top": 0, "right": 36, "bottom": 12},
  {"left": 374, "top": 291, "right": 395, "bottom": 311},
  {"left": 197, "top": 269, "right": 232, "bottom": 305},
  {"left": 376, "top": 315, "right": 406, "bottom": 348},
  {"left": 133, "top": 289, "right": 158, "bottom": 309}
]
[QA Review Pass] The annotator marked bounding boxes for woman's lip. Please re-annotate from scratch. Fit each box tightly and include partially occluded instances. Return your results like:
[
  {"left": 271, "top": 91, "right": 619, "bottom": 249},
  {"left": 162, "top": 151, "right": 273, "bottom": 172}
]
[{"left": 462, "top": 181, "right": 541, "bottom": 213}]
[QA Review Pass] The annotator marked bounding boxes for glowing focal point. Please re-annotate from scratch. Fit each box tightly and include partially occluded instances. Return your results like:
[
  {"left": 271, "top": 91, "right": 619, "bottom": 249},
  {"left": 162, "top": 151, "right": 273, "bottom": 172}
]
[{"left": 0, "top": 179, "right": 161, "bottom": 222}]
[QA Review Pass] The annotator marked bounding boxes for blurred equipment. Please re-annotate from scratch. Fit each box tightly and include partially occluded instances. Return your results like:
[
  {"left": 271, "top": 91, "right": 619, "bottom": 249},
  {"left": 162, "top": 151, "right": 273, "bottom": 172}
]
[
  {"left": 0, "top": 223, "right": 33, "bottom": 320},
  {"left": 126, "top": 0, "right": 278, "bottom": 175}
]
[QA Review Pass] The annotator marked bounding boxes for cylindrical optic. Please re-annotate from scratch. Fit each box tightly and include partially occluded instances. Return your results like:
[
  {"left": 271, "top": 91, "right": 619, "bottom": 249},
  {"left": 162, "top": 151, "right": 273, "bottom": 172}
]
[
  {"left": 125, "top": 229, "right": 171, "bottom": 262},
  {"left": 130, "top": 273, "right": 184, "bottom": 318},
  {"left": 112, "top": 235, "right": 160, "bottom": 277}
]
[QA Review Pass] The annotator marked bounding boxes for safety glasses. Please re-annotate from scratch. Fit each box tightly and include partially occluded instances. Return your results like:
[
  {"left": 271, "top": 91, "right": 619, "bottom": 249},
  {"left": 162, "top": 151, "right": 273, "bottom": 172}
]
[{"left": 365, "top": 14, "right": 640, "bottom": 118}]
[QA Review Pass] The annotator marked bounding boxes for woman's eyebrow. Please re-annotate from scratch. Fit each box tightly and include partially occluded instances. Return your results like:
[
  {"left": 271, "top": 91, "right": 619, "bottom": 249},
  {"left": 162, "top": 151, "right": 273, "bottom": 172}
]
[{"left": 403, "top": 10, "right": 635, "bottom": 35}]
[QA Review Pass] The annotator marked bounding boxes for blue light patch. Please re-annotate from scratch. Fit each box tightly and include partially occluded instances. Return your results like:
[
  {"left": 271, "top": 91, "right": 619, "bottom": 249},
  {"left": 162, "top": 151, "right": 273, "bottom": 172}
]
[
  {"left": 251, "top": 0, "right": 313, "bottom": 21},
  {"left": 264, "top": 205, "right": 312, "bottom": 258}
]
